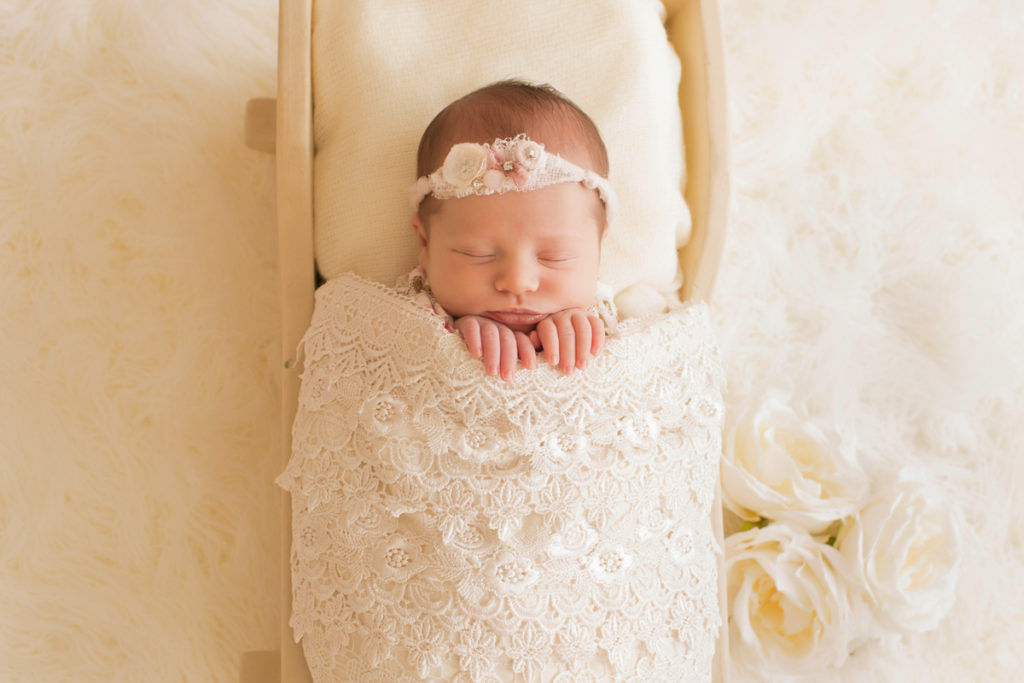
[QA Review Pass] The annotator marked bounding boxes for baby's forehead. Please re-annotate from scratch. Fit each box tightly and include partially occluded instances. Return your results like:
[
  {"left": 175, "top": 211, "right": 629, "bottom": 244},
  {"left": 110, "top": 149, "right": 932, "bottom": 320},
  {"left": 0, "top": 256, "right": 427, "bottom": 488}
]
[{"left": 435, "top": 185, "right": 603, "bottom": 238}]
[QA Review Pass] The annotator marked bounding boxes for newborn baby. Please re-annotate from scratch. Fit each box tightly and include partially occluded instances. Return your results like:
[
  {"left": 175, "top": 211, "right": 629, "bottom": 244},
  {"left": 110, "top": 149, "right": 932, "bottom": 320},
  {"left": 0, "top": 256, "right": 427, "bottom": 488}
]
[{"left": 408, "top": 80, "right": 617, "bottom": 380}]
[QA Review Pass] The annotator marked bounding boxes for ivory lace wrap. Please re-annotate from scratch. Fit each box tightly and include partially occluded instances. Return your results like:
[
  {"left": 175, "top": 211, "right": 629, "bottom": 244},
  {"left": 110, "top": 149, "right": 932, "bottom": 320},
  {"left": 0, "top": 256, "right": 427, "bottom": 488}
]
[{"left": 277, "top": 273, "right": 725, "bottom": 682}]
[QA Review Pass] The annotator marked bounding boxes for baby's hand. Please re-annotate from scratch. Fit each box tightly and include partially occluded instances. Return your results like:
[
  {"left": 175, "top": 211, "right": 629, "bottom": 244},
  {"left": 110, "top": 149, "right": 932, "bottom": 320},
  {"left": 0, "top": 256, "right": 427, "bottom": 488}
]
[
  {"left": 453, "top": 315, "right": 537, "bottom": 381},
  {"left": 530, "top": 308, "right": 605, "bottom": 375}
]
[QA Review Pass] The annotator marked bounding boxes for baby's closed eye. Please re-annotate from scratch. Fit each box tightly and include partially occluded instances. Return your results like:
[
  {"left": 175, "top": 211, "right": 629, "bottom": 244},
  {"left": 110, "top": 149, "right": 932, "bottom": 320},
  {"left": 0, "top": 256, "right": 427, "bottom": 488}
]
[
  {"left": 453, "top": 249, "right": 495, "bottom": 261},
  {"left": 538, "top": 253, "right": 577, "bottom": 266}
]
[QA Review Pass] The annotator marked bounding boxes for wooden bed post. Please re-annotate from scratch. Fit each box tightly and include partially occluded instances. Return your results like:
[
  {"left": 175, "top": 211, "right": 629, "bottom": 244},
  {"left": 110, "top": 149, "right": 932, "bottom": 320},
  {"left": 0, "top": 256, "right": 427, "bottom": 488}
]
[
  {"left": 238, "top": 3, "right": 314, "bottom": 682},
  {"left": 276, "top": 0, "right": 315, "bottom": 681},
  {"left": 669, "top": 0, "right": 730, "bottom": 306}
]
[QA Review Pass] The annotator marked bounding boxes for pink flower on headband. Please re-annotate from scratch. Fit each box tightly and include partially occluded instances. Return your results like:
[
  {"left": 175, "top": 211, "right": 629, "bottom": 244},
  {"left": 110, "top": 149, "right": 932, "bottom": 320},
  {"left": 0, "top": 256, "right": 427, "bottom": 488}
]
[
  {"left": 495, "top": 136, "right": 546, "bottom": 188},
  {"left": 513, "top": 139, "right": 544, "bottom": 170},
  {"left": 482, "top": 168, "right": 505, "bottom": 191}
]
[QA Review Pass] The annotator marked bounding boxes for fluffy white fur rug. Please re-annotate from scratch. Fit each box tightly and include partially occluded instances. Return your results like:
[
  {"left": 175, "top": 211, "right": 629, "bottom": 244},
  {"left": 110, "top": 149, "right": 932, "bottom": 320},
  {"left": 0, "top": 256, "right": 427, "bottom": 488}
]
[
  {"left": 1, "top": 2, "right": 280, "bottom": 680},
  {"left": 1, "top": 1, "right": 1021, "bottom": 681},
  {"left": 715, "top": 3, "right": 1024, "bottom": 681}
]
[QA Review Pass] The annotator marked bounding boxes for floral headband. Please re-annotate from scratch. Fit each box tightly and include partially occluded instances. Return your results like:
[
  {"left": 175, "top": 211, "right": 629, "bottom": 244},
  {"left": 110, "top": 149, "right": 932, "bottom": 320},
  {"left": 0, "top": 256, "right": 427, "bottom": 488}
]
[{"left": 408, "top": 134, "right": 616, "bottom": 222}]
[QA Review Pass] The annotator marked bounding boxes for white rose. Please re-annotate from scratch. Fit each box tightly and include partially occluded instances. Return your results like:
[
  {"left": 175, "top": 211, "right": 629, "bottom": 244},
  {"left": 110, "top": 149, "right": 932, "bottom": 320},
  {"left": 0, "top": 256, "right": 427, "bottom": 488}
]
[
  {"left": 722, "top": 393, "right": 869, "bottom": 533},
  {"left": 727, "top": 523, "right": 861, "bottom": 677},
  {"left": 836, "top": 471, "right": 963, "bottom": 634},
  {"left": 441, "top": 142, "right": 488, "bottom": 188}
]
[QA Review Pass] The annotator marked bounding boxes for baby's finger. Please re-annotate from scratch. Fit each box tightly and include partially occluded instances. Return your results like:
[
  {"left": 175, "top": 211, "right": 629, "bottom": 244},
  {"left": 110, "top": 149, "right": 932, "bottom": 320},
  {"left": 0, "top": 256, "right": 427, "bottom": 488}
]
[
  {"left": 516, "top": 332, "right": 537, "bottom": 370},
  {"left": 554, "top": 315, "right": 575, "bottom": 375},
  {"left": 498, "top": 325, "right": 518, "bottom": 381},
  {"left": 458, "top": 317, "right": 482, "bottom": 358},
  {"left": 589, "top": 314, "right": 606, "bottom": 356},
  {"left": 537, "top": 318, "right": 559, "bottom": 367},
  {"left": 572, "top": 311, "right": 592, "bottom": 370},
  {"left": 480, "top": 321, "right": 501, "bottom": 376}
]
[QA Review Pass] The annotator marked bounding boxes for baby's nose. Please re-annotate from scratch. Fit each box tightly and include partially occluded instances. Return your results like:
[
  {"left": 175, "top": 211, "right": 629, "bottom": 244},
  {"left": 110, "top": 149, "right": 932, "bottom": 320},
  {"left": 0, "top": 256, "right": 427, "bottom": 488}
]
[{"left": 495, "top": 257, "right": 539, "bottom": 295}]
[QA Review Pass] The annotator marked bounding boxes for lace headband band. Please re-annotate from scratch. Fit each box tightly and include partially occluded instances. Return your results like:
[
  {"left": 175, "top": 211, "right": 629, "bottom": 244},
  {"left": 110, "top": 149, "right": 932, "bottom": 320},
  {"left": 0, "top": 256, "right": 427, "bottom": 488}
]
[{"left": 408, "top": 134, "right": 616, "bottom": 222}]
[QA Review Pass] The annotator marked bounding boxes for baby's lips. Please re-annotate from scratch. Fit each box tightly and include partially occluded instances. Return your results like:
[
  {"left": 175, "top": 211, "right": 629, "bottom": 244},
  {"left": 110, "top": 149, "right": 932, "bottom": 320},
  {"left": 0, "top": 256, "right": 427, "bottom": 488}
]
[{"left": 485, "top": 309, "right": 545, "bottom": 327}]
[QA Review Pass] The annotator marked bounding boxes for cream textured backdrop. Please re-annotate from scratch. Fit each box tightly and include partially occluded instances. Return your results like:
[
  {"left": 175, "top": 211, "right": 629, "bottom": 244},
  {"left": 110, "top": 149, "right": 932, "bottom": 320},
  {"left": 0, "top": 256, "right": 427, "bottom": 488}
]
[{"left": 1, "top": 1, "right": 1022, "bottom": 681}]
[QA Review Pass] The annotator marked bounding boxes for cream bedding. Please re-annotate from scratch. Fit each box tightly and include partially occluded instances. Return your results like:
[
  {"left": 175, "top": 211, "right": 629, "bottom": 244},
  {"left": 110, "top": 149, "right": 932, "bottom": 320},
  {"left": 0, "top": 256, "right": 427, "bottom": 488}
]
[{"left": 277, "top": 273, "right": 726, "bottom": 681}]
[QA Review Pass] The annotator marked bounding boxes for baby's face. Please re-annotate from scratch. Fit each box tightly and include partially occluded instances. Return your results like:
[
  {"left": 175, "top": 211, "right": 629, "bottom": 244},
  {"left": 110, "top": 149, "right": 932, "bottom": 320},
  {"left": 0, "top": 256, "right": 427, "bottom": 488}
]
[{"left": 414, "top": 182, "right": 604, "bottom": 332}]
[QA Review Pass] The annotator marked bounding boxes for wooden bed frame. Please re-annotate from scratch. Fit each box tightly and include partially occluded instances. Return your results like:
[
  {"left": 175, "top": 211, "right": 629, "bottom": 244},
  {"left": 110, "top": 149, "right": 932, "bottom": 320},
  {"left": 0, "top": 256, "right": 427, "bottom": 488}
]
[{"left": 242, "top": 0, "right": 729, "bottom": 680}]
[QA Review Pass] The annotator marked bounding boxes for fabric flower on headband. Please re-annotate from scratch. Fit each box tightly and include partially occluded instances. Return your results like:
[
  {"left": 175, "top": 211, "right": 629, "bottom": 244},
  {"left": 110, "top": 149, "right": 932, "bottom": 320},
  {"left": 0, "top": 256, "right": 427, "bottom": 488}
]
[
  {"left": 408, "top": 134, "right": 616, "bottom": 222},
  {"left": 440, "top": 137, "right": 548, "bottom": 192},
  {"left": 440, "top": 143, "right": 491, "bottom": 189}
]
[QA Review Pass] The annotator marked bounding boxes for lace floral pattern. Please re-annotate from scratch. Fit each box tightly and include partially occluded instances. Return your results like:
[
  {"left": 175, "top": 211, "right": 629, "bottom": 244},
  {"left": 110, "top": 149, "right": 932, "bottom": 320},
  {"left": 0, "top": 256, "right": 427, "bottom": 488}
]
[{"left": 277, "top": 273, "right": 725, "bottom": 682}]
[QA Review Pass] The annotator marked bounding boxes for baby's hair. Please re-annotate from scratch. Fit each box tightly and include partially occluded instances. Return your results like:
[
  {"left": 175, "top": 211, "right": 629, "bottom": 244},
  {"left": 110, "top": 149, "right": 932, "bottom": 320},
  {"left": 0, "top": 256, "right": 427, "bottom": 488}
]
[{"left": 416, "top": 80, "right": 610, "bottom": 191}]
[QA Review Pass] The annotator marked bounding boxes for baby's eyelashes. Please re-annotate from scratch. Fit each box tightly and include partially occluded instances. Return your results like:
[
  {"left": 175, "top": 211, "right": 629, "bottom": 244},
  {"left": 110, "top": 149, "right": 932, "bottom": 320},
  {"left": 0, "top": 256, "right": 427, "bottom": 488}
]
[
  {"left": 538, "top": 254, "right": 576, "bottom": 266},
  {"left": 453, "top": 249, "right": 495, "bottom": 260}
]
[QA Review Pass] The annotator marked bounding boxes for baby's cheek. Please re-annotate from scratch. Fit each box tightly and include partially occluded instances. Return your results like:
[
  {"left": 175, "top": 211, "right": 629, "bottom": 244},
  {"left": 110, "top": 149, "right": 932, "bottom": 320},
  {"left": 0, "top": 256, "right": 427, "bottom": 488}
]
[
  {"left": 430, "top": 277, "right": 478, "bottom": 318},
  {"left": 558, "top": 274, "right": 600, "bottom": 309}
]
